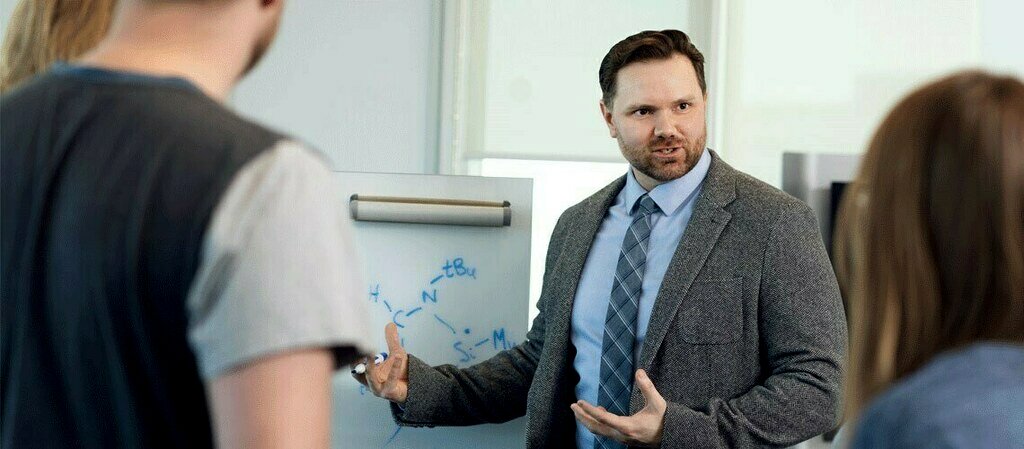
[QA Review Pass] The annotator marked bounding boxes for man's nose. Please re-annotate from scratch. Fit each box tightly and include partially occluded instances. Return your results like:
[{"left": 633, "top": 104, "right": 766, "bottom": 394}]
[{"left": 653, "top": 113, "right": 680, "bottom": 140}]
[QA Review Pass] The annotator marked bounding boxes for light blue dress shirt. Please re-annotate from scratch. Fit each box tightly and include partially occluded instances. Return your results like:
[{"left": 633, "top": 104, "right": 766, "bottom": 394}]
[{"left": 571, "top": 148, "right": 711, "bottom": 449}]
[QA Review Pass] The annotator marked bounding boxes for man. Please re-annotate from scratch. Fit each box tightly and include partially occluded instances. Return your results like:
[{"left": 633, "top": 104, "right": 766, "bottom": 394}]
[
  {"left": 1, "top": 1, "right": 372, "bottom": 448},
  {"left": 356, "top": 30, "right": 847, "bottom": 448}
]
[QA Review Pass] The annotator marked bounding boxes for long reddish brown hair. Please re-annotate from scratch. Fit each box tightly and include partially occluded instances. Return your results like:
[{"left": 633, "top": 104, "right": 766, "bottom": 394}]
[
  {"left": 835, "top": 71, "right": 1024, "bottom": 420},
  {"left": 1, "top": 0, "right": 117, "bottom": 92}
]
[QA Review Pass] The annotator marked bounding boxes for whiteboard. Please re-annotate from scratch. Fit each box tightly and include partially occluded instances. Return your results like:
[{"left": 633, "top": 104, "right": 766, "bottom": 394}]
[{"left": 331, "top": 172, "right": 532, "bottom": 449}]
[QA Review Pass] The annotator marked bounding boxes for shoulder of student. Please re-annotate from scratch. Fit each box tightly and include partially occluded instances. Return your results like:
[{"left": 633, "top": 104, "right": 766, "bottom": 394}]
[{"left": 852, "top": 343, "right": 1024, "bottom": 449}]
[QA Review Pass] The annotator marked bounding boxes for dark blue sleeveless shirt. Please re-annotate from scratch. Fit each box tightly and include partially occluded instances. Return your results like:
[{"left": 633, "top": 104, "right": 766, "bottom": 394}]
[{"left": 1, "top": 65, "right": 283, "bottom": 449}]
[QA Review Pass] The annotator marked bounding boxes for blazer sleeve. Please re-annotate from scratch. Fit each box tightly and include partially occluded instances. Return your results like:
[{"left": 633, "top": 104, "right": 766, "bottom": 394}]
[
  {"left": 390, "top": 213, "right": 571, "bottom": 427},
  {"left": 660, "top": 203, "right": 848, "bottom": 448}
]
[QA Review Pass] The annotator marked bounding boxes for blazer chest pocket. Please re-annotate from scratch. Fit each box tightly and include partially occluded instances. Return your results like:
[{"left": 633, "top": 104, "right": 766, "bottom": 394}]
[{"left": 679, "top": 278, "right": 743, "bottom": 344}]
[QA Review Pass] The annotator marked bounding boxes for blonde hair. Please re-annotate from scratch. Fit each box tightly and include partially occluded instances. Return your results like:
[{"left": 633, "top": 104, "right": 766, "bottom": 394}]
[
  {"left": 1, "top": 0, "right": 117, "bottom": 92},
  {"left": 835, "top": 71, "right": 1024, "bottom": 421}
]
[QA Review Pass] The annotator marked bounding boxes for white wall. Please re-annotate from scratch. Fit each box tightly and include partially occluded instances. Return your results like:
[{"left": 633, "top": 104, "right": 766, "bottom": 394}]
[
  {"left": 232, "top": 1, "right": 442, "bottom": 174},
  {"left": 715, "top": 0, "right": 1023, "bottom": 187},
  {"left": 979, "top": 0, "right": 1024, "bottom": 77},
  {"left": 0, "top": 1, "right": 442, "bottom": 174}
]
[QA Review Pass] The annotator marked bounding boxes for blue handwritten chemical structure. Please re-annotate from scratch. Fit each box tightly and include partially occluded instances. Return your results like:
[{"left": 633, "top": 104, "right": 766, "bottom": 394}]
[
  {"left": 428, "top": 257, "right": 477, "bottom": 285},
  {"left": 359, "top": 257, "right": 518, "bottom": 447},
  {"left": 366, "top": 257, "right": 515, "bottom": 366}
]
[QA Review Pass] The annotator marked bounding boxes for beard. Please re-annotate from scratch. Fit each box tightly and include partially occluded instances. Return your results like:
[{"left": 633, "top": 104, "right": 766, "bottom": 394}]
[
  {"left": 619, "top": 126, "right": 706, "bottom": 183},
  {"left": 241, "top": 9, "right": 283, "bottom": 77}
]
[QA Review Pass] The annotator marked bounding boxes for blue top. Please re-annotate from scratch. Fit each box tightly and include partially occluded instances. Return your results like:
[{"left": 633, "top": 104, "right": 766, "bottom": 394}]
[
  {"left": 850, "top": 342, "right": 1024, "bottom": 449},
  {"left": 49, "top": 62, "right": 201, "bottom": 93},
  {"left": 571, "top": 148, "right": 711, "bottom": 449}
]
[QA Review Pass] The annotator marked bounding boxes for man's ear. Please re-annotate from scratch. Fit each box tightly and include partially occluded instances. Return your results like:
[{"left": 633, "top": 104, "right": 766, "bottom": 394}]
[{"left": 599, "top": 99, "right": 617, "bottom": 138}]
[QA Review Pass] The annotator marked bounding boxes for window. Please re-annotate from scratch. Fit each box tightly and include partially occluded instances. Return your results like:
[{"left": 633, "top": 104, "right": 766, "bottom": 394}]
[{"left": 477, "top": 159, "right": 629, "bottom": 321}]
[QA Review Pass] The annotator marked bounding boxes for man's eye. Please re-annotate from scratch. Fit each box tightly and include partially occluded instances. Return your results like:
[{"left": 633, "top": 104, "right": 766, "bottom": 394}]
[
  {"left": 678, "top": 103, "right": 690, "bottom": 110},
  {"left": 634, "top": 109, "right": 651, "bottom": 116}
]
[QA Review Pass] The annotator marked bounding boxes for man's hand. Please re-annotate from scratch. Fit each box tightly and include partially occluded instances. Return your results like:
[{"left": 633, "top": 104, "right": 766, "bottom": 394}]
[
  {"left": 352, "top": 323, "right": 409, "bottom": 403},
  {"left": 570, "top": 369, "right": 667, "bottom": 447}
]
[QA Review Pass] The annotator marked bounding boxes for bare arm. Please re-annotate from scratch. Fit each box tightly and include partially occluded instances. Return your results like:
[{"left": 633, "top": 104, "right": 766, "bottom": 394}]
[
  {"left": 207, "top": 348, "right": 335, "bottom": 449},
  {"left": 189, "top": 145, "right": 375, "bottom": 446}
]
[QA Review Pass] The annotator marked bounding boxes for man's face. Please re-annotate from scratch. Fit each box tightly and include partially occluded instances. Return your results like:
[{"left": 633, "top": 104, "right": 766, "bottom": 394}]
[{"left": 601, "top": 53, "right": 707, "bottom": 187}]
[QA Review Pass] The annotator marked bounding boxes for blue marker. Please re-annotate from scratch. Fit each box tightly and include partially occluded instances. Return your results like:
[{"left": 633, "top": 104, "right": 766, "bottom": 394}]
[{"left": 350, "top": 352, "right": 388, "bottom": 374}]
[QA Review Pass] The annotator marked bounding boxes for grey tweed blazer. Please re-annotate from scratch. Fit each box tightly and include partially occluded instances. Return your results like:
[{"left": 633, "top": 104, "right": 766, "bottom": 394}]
[{"left": 392, "top": 152, "right": 847, "bottom": 449}]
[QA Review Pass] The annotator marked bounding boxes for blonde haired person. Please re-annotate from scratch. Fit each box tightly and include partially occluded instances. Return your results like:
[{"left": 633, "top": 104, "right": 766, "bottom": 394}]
[
  {"left": 835, "top": 71, "right": 1024, "bottom": 448},
  {"left": 0, "top": 0, "right": 116, "bottom": 92}
]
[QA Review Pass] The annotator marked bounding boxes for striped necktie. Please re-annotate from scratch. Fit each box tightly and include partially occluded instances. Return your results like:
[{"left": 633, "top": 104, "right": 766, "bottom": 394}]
[{"left": 595, "top": 193, "right": 658, "bottom": 449}]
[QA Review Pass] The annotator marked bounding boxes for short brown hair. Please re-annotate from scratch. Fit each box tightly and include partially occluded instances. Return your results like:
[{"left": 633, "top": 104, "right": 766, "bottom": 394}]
[
  {"left": 834, "top": 71, "right": 1024, "bottom": 419},
  {"left": 599, "top": 29, "right": 706, "bottom": 107}
]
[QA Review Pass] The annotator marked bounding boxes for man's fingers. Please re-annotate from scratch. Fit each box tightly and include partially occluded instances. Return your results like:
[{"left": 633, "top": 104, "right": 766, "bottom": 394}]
[
  {"left": 570, "top": 403, "right": 603, "bottom": 432},
  {"left": 571, "top": 403, "right": 618, "bottom": 439},
  {"left": 574, "top": 379, "right": 666, "bottom": 446},
  {"left": 635, "top": 369, "right": 666, "bottom": 410},
  {"left": 386, "top": 353, "right": 406, "bottom": 385},
  {"left": 371, "top": 354, "right": 407, "bottom": 402},
  {"left": 353, "top": 326, "right": 408, "bottom": 403},
  {"left": 364, "top": 357, "right": 387, "bottom": 389},
  {"left": 576, "top": 400, "right": 633, "bottom": 431},
  {"left": 384, "top": 323, "right": 404, "bottom": 354}
]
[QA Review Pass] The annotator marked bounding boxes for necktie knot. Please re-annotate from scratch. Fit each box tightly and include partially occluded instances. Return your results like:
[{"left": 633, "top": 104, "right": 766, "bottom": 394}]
[{"left": 635, "top": 193, "right": 659, "bottom": 217}]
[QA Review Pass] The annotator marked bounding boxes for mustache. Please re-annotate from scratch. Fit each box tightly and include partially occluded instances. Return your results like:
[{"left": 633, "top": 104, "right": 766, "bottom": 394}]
[{"left": 649, "top": 136, "right": 689, "bottom": 149}]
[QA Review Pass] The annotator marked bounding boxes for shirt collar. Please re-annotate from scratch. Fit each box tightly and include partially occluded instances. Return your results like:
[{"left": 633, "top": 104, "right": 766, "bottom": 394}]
[
  {"left": 49, "top": 62, "right": 202, "bottom": 94},
  {"left": 623, "top": 147, "right": 711, "bottom": 216}
]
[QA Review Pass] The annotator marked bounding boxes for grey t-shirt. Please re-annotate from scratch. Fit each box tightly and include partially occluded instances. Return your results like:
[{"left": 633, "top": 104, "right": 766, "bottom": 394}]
[
  {"left": 850, "top": 342, "right": 1024, "bottom": 449},
  {"left": 187, "top": 141, "right": 375, "bottom": 378}
]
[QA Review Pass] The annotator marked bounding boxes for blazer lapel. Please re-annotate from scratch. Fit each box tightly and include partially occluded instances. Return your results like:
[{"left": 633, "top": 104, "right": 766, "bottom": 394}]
[
  {"left": 545, "top": 176, "right": 626, "bottom": 354},
  {"left": 630, "top": 152, "right": 738, "bottom": 411},
  {"left": 528, "top": 180, "right": 622, "bottom": 447}
]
